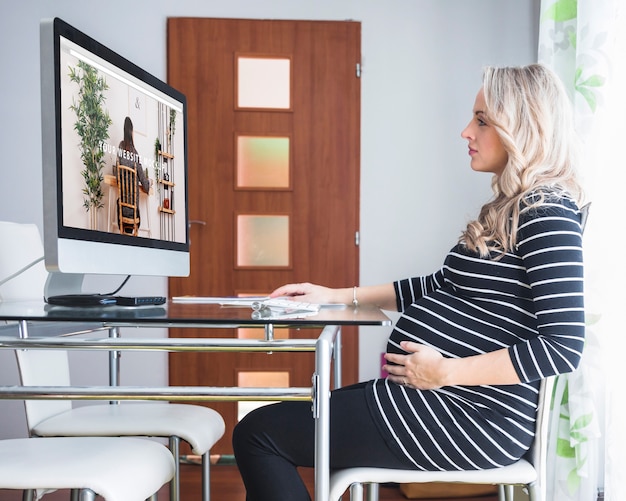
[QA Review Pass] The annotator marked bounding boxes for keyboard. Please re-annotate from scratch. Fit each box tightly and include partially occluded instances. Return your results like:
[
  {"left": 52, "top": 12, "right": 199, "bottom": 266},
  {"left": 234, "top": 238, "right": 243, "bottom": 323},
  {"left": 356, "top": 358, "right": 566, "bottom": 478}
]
[{"left": 46, "top": 294, "right": 167, "bottom": 307}]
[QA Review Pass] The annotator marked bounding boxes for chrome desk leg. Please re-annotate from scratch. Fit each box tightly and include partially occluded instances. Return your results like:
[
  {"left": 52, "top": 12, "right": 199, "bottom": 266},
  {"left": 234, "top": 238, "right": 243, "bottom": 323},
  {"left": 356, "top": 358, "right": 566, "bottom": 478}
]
[
  {"left": 314, "top": 325, "right": 339, "bottom": 501},
  {"left": 333, "top": 327, "right": 342, "bottom": 389},
  {"left": 108, "top": 326, "right": 121, "bottom": 405},
  {"left": 265, "top": 323, "right": 274, "bottom": 341},
  {"left": 18, "top": 320, "right": 29, "bottom": 339}
]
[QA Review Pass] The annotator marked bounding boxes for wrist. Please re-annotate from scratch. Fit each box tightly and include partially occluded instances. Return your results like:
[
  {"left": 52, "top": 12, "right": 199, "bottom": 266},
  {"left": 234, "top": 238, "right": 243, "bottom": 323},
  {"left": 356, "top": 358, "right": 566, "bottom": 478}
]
[
  {"left": 439, "top": 357, "right": 456, "bottom": 387},
  {"left": 327, "top": 288, "right": 350, "bottom": 305},
  {"left": 341, "top": 287, "right": 354, "bottom": 305}
]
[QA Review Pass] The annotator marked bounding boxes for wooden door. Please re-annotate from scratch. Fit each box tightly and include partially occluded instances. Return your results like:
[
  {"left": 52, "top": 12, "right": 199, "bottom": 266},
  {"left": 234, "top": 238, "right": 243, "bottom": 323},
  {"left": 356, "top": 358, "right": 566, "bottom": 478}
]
[{"left": 167, "top": 18, "right": 361, "bottom": 454}]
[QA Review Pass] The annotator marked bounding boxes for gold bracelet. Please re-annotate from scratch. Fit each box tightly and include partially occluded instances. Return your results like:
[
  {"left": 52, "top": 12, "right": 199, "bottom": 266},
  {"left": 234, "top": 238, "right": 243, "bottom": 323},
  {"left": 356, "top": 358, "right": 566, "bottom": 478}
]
[{"left": 352, "top": 286, "right": 359, "bottom": 307}]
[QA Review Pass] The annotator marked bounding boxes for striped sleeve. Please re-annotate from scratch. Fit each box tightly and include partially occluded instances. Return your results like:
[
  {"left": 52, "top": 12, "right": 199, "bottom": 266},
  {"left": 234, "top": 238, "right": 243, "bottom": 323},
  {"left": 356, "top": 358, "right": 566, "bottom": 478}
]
[
  {"left": 394, "top": 269, "right": 445, "bottom": 312},
  {"left": 509, "top": 199, "right": 585, "bottom": 382}
]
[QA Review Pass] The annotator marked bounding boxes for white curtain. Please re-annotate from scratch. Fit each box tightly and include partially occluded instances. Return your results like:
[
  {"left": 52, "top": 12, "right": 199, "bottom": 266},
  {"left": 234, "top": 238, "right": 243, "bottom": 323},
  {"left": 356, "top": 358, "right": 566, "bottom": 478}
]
[{"left": 538, "top": 0, "right": 626, "bottom": 500}]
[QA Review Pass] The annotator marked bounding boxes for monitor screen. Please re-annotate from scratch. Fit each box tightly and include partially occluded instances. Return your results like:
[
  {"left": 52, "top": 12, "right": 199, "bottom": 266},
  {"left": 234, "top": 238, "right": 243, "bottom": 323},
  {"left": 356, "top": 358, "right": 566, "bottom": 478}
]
[{"left": 40, "top": 18, "right": 189, "bottom": 297}]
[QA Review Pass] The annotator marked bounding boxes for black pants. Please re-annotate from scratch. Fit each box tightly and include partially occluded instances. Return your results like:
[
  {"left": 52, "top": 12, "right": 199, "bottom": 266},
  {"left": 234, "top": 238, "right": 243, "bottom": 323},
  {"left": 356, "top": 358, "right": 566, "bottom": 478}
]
[{"left": 232, "top": 382, "right": 414, "bottom": 501}]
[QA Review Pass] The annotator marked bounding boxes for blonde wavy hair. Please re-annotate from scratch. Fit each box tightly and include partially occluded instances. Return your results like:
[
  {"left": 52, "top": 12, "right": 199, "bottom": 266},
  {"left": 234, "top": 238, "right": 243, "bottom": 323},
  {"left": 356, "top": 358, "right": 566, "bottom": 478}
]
[{"left": 460, "top": 64, "right": 584, "bottom": 257}]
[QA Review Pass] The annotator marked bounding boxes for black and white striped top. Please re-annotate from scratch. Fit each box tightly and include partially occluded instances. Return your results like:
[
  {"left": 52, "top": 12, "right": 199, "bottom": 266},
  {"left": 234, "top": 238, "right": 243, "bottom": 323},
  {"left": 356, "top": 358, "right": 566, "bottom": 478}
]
[{"left": 366, "top": 192, "right": 585, "bottom": 470}]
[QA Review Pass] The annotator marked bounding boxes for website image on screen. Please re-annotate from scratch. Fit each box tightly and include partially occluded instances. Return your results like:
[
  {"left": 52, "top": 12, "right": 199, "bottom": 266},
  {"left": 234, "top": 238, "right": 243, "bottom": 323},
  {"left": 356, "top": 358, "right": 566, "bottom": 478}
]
[{"left": 58, "top": 36, "right": 187, "bottom": 244}]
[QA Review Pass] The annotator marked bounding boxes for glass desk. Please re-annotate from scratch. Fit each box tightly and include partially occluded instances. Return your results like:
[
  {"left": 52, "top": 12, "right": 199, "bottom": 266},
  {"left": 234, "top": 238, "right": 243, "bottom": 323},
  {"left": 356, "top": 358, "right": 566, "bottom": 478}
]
[{"left": 0, "top": 299, "right": 391, "bottom": 501}]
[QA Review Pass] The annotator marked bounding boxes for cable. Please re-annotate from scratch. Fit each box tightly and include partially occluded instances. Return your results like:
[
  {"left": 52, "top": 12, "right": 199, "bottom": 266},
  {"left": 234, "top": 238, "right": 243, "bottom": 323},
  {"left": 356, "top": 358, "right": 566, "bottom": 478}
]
[
  {"left": 0, "top": 256, "right": 44, "bottom": 288},
  {"left": 107, "top": 275, "right": 131, "bottom": 295}
]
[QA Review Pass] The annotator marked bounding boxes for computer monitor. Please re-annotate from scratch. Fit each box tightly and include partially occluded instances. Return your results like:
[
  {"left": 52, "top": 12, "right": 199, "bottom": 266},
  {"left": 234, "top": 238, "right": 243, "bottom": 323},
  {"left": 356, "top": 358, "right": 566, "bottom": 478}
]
[{"left": 40, "top": 17, "right": 190, "bottom": 299}]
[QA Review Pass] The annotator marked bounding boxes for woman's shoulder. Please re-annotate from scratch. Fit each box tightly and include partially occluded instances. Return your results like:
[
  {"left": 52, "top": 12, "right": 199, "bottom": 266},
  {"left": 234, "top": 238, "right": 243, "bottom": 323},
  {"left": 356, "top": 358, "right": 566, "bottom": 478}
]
[
  {"left": 522, "top": 187, "right": 579, "bottom": 214},
  {"left": 518, "top": 187, "right": 582, "bottom": 231}
]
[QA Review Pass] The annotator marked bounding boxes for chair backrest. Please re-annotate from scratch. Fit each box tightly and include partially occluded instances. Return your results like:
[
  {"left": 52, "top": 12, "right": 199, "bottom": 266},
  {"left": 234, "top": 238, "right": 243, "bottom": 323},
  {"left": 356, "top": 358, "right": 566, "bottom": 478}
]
[
  {"left": 0, "top": 222, "right": 48, "bottom": 302},
  {"left": 579, "top": 202, "right": 591, "bottom": 233},
  {"left": 15, "top": 349, "right": 73, "bottom": 430},
  {"left": 528, "top": 376, "right": 555, "bottom": 501},
  {"left": 117, "top": 162, "right": 140, "bottom": 234},
  {"left": 0, "top": 221, "right": 73, "bottom": 430}
]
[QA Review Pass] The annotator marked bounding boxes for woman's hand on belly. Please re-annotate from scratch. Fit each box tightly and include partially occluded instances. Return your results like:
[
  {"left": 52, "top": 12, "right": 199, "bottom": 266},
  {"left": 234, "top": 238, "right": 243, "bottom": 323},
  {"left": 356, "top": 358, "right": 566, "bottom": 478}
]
[
  {"left": 384, "top": 341, "right": 522, "bottom": 388},
  {"left": 383, "top": 342, "right": 447, "bottom": 390}
]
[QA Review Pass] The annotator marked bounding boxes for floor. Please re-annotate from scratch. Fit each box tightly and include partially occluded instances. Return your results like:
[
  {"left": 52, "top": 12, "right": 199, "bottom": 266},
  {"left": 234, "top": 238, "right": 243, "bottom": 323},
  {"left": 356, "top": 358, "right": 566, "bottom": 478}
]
[{"left": 0, "top": 462, "right": 500, "bottom": 500}]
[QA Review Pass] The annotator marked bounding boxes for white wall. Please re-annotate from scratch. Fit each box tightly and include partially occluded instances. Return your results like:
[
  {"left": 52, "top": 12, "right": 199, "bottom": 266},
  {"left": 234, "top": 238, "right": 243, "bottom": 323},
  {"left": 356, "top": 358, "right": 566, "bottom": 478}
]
[{"left": 0, "top": 0, "right": 539, "bottom": 438}]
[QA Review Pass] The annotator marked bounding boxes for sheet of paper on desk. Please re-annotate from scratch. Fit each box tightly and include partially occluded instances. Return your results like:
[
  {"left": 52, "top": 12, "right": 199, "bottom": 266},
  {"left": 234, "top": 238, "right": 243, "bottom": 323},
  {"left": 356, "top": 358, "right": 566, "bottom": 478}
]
[{"left": 171, "top": 296, "right": 270, "bottom": 306}]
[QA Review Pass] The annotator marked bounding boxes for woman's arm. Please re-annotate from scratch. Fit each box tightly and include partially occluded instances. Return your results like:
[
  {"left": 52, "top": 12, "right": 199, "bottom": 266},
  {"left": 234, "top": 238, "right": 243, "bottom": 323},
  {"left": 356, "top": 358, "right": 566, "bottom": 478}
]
[{"left": 270, "top": 282, "right": 397, "bottom": 311}]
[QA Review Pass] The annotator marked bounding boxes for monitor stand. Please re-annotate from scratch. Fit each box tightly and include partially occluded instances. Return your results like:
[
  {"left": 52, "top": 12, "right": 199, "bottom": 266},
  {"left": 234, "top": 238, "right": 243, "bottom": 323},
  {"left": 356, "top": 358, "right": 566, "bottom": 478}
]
[
  {"left": 44, "top": 273, "right": 119, "bottom": 306},
  {"left": 43, "top": 272, "right": 166, "bottom": 307},
  {"left": 44, "top": 271, "right": 85, "bottom": 299}
]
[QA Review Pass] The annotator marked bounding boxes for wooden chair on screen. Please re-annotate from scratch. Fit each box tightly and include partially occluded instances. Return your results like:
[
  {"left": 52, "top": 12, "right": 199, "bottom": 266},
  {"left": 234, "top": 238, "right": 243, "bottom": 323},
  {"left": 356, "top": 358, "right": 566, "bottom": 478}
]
[{"left": 117, "top": 162, "right": 140, "bottom": 236}]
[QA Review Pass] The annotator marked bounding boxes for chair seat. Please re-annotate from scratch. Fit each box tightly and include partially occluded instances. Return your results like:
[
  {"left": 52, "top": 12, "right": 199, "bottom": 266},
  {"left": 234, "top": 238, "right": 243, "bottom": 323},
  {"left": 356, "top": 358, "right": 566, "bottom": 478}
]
[
  {"left": 32, "top": 403, "right": 225, "bottom": 455},
  {"left": 329, "top": 460, "right": 538, "bottom": 500},
  {"left": 0, "top": 437, "right": 175, "bottom": 501}
]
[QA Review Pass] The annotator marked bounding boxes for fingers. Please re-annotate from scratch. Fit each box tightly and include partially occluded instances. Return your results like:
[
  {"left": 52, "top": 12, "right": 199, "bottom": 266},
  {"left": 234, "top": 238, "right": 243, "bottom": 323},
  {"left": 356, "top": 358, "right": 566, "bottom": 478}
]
[
  {"left": 383, "top": 353, "right": 398, "bottom": 365},
  {"left": 382, "top": 360, "right": 407, "bottom": 385},
  {"left": 270, "top": 283, "right": 311, "bottom": 298},
  {"left": 399, "top": 340, "right": 422, "bottom": 352},
  {"left": 270, "top": 282, "right": 334, "bottom": 304},
  {"left": 384, "top": 343, "right": 423, "bottom": 364}
]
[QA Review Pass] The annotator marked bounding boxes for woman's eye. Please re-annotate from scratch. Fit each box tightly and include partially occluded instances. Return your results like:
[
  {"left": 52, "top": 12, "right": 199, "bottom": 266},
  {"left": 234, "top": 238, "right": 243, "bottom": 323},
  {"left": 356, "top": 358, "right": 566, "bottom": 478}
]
[{"left": 477, "top": 118, "right": 487, "bottom": 126}]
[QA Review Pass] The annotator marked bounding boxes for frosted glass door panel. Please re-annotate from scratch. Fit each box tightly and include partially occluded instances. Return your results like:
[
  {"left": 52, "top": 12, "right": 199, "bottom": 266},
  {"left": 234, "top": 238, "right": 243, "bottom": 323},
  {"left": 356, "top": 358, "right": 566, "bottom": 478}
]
[
  {"left": 236, "top": 214, "right": 290, "bottom": 268},
  {"left": 237, "top": 56, "right": 291, "bottom": 110},
  {"left": 237, "top": 371, "right": 290, "bottom": 421},
  {"left": 236, "top": 136, "right": 290, "bottom": 189}
]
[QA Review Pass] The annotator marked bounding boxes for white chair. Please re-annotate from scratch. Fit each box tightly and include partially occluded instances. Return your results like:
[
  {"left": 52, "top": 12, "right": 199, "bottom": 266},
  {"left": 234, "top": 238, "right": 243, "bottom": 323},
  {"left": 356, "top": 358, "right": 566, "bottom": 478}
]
[
  {"left": 15, "top": 350, "right": 225, "bottom": 501},
  {"left": 329, "top": 376, "right": 555, "bottom": 501},
  {"left": 0, "top": 436, "right": 175, "bottom": 501},
  {"left": 0, "top": 221, "right": 226, "bottom": 501},
  {"left": 15, "top": 348, "right": 225, "bottom": 501}
]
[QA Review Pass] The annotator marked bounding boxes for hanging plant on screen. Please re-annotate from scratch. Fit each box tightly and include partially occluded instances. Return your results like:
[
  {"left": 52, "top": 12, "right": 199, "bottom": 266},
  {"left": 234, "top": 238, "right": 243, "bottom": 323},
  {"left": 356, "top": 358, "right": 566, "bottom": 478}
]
[
  {"left": 69, "top": 60, "right": 112, "bottom": 228},
  {"left": 168, "top": 108, "right": 176, "bottom": 147}
]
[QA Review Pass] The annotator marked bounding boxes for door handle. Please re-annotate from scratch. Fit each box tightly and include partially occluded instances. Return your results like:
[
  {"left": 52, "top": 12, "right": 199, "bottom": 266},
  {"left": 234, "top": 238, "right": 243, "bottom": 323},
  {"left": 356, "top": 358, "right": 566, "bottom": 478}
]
[{"left": 188, "top": 220, "right": 206, "bottom": 245}]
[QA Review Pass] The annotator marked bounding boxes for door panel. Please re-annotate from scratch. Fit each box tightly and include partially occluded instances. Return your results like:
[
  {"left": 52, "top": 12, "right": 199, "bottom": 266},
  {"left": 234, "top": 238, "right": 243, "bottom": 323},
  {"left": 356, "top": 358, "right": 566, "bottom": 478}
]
[{"left": 167, "top": 18, "right": 361, "bottom": 454}]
